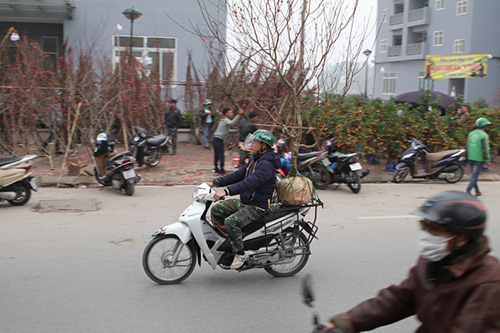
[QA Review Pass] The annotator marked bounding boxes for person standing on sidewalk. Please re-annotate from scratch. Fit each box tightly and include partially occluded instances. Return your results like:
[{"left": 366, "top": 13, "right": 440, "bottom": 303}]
[
  {"left": 199, "top": 99, "right": 214, "bottom": 149},
  {"left": 164, "top": 98, "right": 182, "bottom": 155},
  {"left": 238, "top": 111, "right": 258, "bottom": 167},
  {"left": 452, "top": 104, "right": 470, "bottom": 126},
  {"left": 466, "top": 117, "right": 492, "bottom": 196},
  {"left": 212, "top": 107, "right": 243, "bottom": 175}
]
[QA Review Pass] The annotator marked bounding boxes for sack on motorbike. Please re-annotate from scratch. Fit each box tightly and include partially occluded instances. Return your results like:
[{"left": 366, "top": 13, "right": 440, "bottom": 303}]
[{"left": 277, "top": 175, "right": 313, "bottom": 206}]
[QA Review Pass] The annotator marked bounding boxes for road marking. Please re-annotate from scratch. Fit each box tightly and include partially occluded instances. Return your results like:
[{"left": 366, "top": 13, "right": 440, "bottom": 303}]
[{"left": 357, "top": 215, "right": 415, "bottom": 220}]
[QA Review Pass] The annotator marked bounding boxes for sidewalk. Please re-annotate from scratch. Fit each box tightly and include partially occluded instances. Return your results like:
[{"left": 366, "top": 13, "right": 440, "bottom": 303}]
[{"left": 33, "top": 142, "right": 500, "bottom": 187}]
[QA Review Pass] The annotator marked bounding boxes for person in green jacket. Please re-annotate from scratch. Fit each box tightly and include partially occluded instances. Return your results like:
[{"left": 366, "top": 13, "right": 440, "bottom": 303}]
[
  {"left": 466, "top": 117, "right": 492, "bottom": 196},
  {"left": 212, "top": 107, "right": 243, "bottom": 175}
]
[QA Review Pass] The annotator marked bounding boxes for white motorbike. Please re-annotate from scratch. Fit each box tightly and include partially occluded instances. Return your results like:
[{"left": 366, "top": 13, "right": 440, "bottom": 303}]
[
  {"left": 142, "top": 183, "right": 321, "bottom": 284},
  {"left": 0, "top": 155, "right": 38, "bottom": 206}
]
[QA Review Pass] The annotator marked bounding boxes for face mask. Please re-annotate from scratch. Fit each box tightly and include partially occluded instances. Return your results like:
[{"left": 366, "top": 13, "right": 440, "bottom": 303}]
[{"left": 417, "top": 230, "right": 455, "bottom": 262}]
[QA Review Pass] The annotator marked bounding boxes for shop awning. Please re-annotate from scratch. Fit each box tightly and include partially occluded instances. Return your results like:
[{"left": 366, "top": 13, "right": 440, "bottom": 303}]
[{"left": 0, "top": 0, "right": 75, "bottom": 21}]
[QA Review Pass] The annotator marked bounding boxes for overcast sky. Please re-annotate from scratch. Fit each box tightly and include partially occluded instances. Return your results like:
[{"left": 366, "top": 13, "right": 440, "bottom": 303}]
[{"left": 356, "top": 0, "right": 378, "bottom": 50}]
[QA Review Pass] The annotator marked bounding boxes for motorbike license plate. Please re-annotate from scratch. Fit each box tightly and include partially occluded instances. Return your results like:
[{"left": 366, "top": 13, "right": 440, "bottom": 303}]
[
  {"left": 122, "top": 169, "right": 136, "bottom": 180},
  {"left": 350, "top": 163, "right": 362, "bottom": 171},
  {"left": 321, "top": 158, "right": 330, "bottom": 166},
  {"left": 30, "top": 178, "right": 38, "bottom": 192}
]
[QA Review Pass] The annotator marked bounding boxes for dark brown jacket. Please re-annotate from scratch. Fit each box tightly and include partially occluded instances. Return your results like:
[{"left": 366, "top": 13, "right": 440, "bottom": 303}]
[{"left": 330, "top": 237, "right": 500, "bottom": 332}]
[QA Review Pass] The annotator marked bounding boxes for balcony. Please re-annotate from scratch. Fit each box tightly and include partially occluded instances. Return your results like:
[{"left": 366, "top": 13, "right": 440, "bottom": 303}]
[
  {"left": 388, "top": 45, "right": 402, "bottom": 57},
  {"left": 389, "top": 13, "right": 403, "bottom": 26},
  {"left": 408, "top": 7, "right": 429, "bottom": 26},
  {"left": 406, "top": 42, "right": 426, "bottom": 56}
]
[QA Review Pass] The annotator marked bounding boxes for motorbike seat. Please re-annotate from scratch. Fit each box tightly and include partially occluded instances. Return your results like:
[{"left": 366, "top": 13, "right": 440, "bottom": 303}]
[
  {"left": 240, "top": 205, "right": 302, "bottom": 237},
  {"left": 108, "top": 151, "right": 132, "bottom": 162},
  {"left": 215, "top": 205, "right": 303, "bottom": 253},
  {"left": 147, "top": 135, "right": 167, "bottom": 146},
  {"left": 297, "top": 152, "right": 319, "bottom": 162},
  {"left": 0, "top": 157, "right": 22, "bottom": 167},
  {"left": 425, "top": 150, "right": 461, "bottom": 162},
  {"left": 331, "top": 152, "right": 356, "bottom": 162}
]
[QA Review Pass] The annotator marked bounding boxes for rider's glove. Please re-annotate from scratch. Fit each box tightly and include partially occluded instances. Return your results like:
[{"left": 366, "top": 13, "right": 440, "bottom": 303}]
[{"left": 313, "top": 325, "right": 344, "bottom": 333}]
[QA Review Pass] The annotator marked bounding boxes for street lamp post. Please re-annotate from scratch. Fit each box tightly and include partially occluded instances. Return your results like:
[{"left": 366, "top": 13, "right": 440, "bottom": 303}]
[
  {"left": 363, "top": 49, "right": 372, "bottom": 99},
  {"left": 122, "top": 7, "right": 142, "bottom": 60}
]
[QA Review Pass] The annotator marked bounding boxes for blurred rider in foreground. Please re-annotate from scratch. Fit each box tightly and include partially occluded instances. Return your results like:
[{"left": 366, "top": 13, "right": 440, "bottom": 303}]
[{"left": 322, "top": 190, "right": 500, "bottom": 332}]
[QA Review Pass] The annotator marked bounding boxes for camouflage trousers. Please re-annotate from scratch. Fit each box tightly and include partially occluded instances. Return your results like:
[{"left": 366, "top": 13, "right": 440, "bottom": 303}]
[{"left": 210, "top": 199, "right": 266, "bottom": 253}]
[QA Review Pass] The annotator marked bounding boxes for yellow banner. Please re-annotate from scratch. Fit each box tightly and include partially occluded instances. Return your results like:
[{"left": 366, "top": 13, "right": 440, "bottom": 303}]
[{"left": 425, "top": 54, "right": 489, "bottom": 79}]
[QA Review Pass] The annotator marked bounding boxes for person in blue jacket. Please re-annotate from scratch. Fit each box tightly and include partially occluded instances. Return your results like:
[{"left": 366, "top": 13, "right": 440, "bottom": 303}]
[{"left": 206, "top": 130, "right": 281, "bottom": 269}]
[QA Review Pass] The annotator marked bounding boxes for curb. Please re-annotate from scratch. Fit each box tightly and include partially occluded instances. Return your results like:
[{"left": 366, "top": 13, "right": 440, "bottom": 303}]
[{"left": 35, "top": 172, "right": 500, "bottom": 187}]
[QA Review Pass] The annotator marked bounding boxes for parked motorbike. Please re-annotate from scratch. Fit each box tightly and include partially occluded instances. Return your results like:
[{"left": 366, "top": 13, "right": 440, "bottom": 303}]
[
  {"left": 280, "top": 150, "right": 331, "bottom": 190},
  {"left": 393, "top": 138, "right": 465, "bottom": 183},
  {"left": 142, "top": 183, "right": 321, "bottom": 284},
  {"left": 93, "top": 132, "right": 139, "bottom": 196},
  {"left": 323, "top": 139, "right": 370, "bottom": 194},
  {"left": 129, "top": 126, "right": 169, "bottom": 167},
  {"left": 0, "top": 155, "right": 37, "bottom": 206}
]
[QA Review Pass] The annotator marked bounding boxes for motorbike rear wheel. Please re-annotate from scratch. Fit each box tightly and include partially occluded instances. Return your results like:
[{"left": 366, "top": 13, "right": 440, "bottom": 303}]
[
  {"left": 124, "top": 179, "right": 135, "bottom": 196},
  {"left": 7, "top": 181, "right": 31, "bottom": 206},
  {"left": 142, "top": 235, "right": 197, "bottom": 284},
  {"left": 444, "top": 163, "right": 464, "bottom": 183},
  {"left": 393, "top": 167, "right": 409, "bottom": 183},
  {"left": 309, "top": 164, "right": 330, "bottom": 190},
  {"left": 264, "top": 230, "right": 310, "bottom": 277},
  {"left": 347, "top": 171, "right": 361, "bottom": 194},
  {"left": 146, "top": 149, "right": 162, "bottom": 168}
]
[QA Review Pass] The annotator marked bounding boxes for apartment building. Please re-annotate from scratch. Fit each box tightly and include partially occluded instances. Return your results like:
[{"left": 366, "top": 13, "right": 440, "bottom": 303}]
[
  {"left": 0, "top": 0, "right": 226, "bottom": 100},
  {"left": 374, "top": 0, "right": 500, "bottom": 105}
]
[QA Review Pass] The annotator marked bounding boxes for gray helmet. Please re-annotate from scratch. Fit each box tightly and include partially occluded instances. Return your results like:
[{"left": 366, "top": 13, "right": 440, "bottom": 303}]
[
  {"left": 412, "top": 191, "right": 487, "bottom": 244},
  {"left": 203, "top": 99, "right": 212, "bottom": 106}
]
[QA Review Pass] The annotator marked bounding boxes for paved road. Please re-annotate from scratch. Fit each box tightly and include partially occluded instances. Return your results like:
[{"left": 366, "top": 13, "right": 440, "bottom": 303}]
[{"left": 1, "top": 182, "right": 499, "bottom": 333}]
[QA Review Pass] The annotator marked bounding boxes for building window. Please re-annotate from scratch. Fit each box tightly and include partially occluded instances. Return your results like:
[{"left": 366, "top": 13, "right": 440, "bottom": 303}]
[
  {"left": 433, "top": 30, "right": 444, "bottom": 46},
  {"left": 382, "top": 72, "right": 397, "bottom": 94},
  {"left": 436, "top": 0, "right": 445, "bottom": 10},
  {"left": 418, "top": 71, "right": 434, "bottom": 90},
  {"left": 41, "top": 36, "right": 59, "bottom": 71},
  {"left": 457, "top": 0, "right": 467, "bottom": 15},
  {"left": 454, "top": 39, "right": 465, "bottom": 53},
  {"left": 380, "top": 39, "right": 387, "bottom": 52},
  {"left": 112, "top": 35, "right": 177, "bottom": 82},
  {"left": 382, "top": 9, "right": 389, "bottom": 22}
]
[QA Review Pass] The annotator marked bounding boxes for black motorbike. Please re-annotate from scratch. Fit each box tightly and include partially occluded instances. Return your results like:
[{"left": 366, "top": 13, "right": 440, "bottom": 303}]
[
  {"left": 129, "top": 126, "right": 169, "bottom": 167},
  {"left": 393, "top": 138, "right": 465, "bottom": 183},
  {"left": 93, "top": 133, "right": 139, "bottom": 196},
  {"left": 323, "top": 139, "right": 370, "bottom": 194}
]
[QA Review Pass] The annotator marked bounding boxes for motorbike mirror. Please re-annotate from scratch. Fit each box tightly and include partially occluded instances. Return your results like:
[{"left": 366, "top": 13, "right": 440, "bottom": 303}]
[{"left": 302, "top": 274, "right": 315, "bottom": 307}]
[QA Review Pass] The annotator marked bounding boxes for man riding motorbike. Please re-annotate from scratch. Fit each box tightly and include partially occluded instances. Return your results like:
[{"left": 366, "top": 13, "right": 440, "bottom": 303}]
[{"left": 206, "top": 130, "right": 281, "bottom": 269}]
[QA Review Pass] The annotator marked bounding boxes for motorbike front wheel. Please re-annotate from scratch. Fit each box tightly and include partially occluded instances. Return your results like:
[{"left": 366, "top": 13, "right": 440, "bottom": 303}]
[
  {"left": 347, "top": 171, "right": 361, "bottom": 194},
  {"left": 264, "top": 230, "right": 310, "bottom": 277},
  {"left": 310, "top": 164, "right": 331, "bottom": 190},
  {"left": 7, "top": 181, "right": 31, "bottom": 206},
  {"left": 444, "top": 163, "right": 464, "bottom": 183},
  {"left": 146, "top": 149, "right": 162, "bottom": 168},
  {"left": 142, "top": 235, "right": 197, "bottom": 285},
  {"left": 393, "top": 167, "right": 409, "bottom": 183}
]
